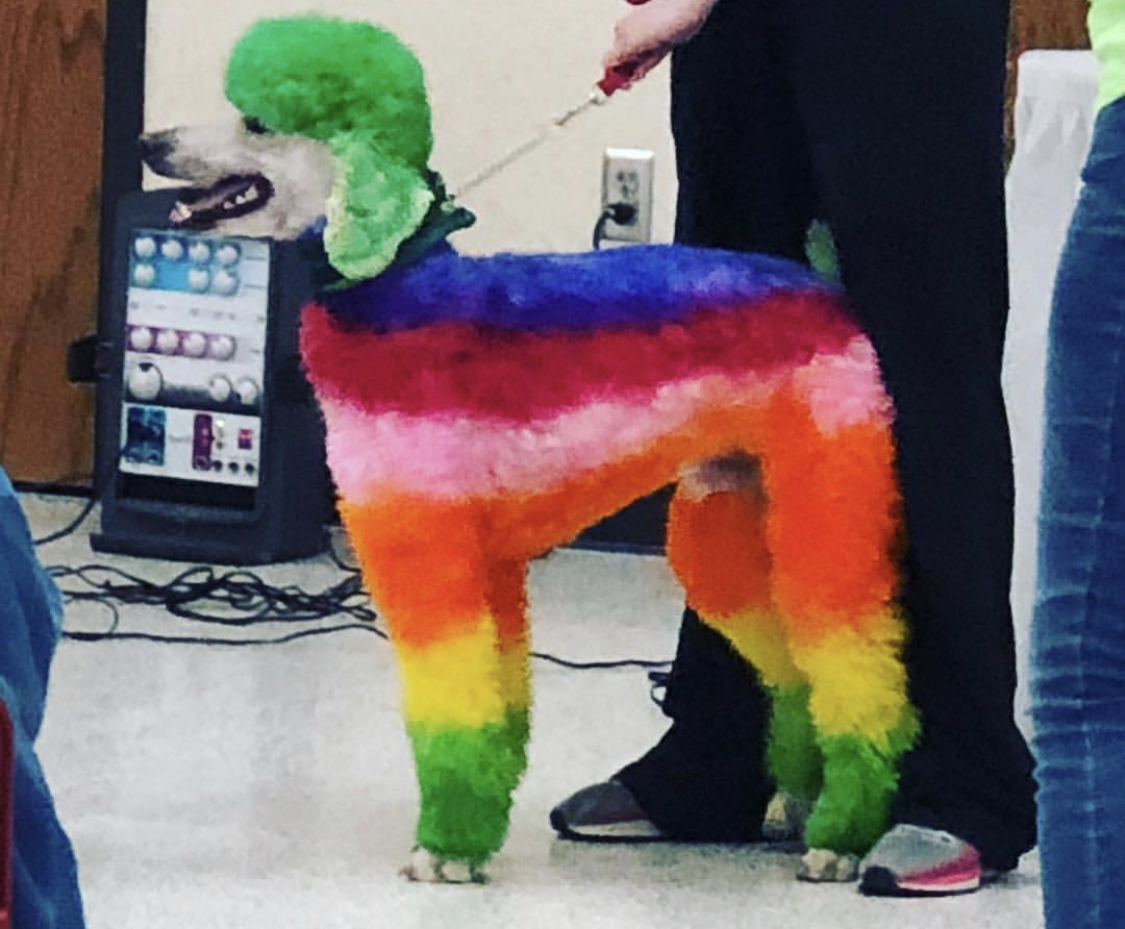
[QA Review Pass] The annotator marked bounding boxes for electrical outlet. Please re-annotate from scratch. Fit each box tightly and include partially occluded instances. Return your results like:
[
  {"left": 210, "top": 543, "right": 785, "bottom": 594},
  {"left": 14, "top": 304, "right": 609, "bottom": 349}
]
[{"left": 601, "top": 148, "right": 654, "bottom": 244}]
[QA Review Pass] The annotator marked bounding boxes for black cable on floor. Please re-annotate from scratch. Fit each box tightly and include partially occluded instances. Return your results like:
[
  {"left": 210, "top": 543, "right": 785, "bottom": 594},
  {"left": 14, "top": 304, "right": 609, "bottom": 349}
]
[
  {"left": 51, "top": 561, "right": 671, "bottom": 670},
  {"left": 34, "top": 496, "right": 99, "bottom": 546},
  {"left": 62, "top": 623, "right": 384, "bottom": 648},
  {"left": 30, "top": 450, "right": 122, "bottom": 546}
]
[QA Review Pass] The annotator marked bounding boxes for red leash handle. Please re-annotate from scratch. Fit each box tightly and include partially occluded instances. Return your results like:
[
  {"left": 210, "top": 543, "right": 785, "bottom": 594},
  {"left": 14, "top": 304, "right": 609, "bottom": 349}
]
[
  {"left": 597, "top": 64, "right": 636, "bottom": 96},
  {"left": 598, "top": 0, "right": 660, "bottom": 96}
]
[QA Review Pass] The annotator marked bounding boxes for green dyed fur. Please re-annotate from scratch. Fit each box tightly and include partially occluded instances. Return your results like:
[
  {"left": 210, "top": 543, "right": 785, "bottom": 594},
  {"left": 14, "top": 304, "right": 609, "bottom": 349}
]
[
  {"left": 325, "top": 139, "right": 434, "bottom": 280},
  {"left": 408, "top": 710, "right": 530, "bottom": 864},
  {"left": 765, "top": 686, "right": 823, "bottom": 801},
  {"left": 802, "top": 708, "right": 921, "bottom": 856},
  {"left": 804, "top": 219, "right": 840, "bottom": 282},
  {"left": 225, "top": 17, "right": 435, "bottom": 280}
]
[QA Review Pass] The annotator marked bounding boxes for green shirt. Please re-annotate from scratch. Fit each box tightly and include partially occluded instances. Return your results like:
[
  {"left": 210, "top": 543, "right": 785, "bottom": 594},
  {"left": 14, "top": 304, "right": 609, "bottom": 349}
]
[{"left": 1090, "top": 0, "right": 1125, "bottom": 109}]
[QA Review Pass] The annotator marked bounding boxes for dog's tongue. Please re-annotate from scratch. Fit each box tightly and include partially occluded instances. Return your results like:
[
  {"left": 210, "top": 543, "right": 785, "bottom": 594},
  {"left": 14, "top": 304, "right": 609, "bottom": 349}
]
[{"left": 169, "top": 173, "right": 273, "bottom": 230}]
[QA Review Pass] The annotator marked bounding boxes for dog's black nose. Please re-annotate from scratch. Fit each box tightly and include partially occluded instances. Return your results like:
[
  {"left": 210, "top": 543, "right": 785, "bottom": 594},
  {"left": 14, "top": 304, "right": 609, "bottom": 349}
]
[{"left": 138, "top": 130, "right": 176, "bottom": 169}]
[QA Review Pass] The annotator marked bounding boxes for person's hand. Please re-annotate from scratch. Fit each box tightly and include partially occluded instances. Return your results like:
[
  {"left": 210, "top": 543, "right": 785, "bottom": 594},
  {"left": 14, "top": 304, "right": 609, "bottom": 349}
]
[{"left": 603, "top": 0, "right": 720, "bottom": 86}]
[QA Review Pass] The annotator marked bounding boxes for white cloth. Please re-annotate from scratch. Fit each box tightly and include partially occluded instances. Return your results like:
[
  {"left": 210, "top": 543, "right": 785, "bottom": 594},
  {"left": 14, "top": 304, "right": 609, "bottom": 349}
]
[{"left": 1004, "top": 50, "right": 1100, "bottom": 733}]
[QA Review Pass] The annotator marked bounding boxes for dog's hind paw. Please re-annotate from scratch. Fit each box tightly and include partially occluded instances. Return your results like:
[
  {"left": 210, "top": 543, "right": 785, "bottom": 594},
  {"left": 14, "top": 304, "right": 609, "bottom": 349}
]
[
  {"left": 797, "top": 848, "right": 859, "bottom": 883},
  {"left": 761, "top": 792, "right": 812, "bottom": 842},
  {"left": 400, "top": 847, "right": 487, "bottom": 884}
]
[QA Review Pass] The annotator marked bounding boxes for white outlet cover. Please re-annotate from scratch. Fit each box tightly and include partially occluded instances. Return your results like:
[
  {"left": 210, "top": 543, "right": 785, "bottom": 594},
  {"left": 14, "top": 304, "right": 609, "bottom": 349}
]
[{"left": 601, "top": 148, "right": 655, "bottom": 245}]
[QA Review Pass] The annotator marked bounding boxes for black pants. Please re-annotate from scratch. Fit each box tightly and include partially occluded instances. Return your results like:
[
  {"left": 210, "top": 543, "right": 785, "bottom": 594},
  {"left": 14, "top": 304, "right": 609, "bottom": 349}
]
[{"left": 617, "top": 0, "right": 1037, "bottom": 869}]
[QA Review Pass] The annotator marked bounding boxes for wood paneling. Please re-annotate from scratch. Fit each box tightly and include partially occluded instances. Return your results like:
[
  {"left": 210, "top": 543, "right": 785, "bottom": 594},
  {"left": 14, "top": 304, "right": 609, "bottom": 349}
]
[
  {"left": 0, "top": 0, "right": 105, "bottom": 484},
  {"left": 1012, "top": 0, "right": 1091, "bottom": 57}
]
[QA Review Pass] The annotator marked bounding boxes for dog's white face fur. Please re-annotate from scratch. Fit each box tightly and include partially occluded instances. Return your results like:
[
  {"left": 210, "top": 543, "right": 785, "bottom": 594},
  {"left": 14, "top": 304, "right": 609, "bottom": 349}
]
[{"left": 142, "top": 118, "right": 334, "bottom": 239}]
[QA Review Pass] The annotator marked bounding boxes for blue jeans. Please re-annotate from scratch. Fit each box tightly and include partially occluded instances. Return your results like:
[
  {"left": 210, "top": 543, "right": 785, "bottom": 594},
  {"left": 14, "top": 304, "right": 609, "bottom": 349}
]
[{"left": 1032, "top": 95, "right": 1125, "bottom": 929}]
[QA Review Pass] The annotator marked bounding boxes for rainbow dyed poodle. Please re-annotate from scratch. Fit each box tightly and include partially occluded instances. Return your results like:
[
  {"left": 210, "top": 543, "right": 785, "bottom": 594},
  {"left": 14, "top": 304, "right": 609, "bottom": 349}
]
[{"left": 141, "top": 16, "right": 918, "bottom": 885}]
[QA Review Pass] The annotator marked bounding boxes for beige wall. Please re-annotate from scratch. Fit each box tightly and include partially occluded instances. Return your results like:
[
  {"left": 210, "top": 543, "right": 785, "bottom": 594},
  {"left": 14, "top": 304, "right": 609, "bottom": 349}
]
[{"left": 145, "top": 0, "right": 677, "bottom": 254}]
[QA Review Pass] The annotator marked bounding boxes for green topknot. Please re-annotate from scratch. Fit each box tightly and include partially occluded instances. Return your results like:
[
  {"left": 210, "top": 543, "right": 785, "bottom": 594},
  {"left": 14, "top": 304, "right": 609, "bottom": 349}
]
[
  {"left": 224, "top": 16, "right": 433, "bottom": 168},
  {"left": 225, "top": 17, "right": 438, "bottom": 279}
]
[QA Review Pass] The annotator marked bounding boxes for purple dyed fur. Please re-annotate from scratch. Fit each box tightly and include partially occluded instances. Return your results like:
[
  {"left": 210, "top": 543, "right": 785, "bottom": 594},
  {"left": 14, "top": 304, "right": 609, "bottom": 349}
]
[{"left": 319, "top": 243, "right": 836, "bottom": 334}]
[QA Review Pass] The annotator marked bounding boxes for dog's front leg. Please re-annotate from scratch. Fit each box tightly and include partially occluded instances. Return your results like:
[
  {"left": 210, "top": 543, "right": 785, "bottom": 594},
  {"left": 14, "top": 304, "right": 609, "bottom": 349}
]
[{"left": 342, "top": 501, "right": 531, "bottom": 883}]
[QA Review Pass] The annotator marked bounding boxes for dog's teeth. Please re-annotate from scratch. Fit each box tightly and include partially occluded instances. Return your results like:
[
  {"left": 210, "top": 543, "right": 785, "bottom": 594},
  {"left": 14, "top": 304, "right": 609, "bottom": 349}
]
[{"left": 229, "top": 187, "right": 258, "bottom": 207}]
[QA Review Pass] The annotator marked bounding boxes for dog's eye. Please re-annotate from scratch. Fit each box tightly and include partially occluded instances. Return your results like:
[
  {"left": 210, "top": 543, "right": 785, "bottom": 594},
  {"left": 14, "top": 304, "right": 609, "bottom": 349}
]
[{"left": 243, "top": 117, "right": 271, "bottom": 136}]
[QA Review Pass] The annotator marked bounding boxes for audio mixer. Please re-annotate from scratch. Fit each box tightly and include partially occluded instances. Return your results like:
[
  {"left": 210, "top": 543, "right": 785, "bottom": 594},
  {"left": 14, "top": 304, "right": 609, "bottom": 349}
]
[
  {"left": 93, "top": 189, "right": 329, "bottom": 564},
  {"left": 121, "top": 229, "right": 268, "bottom": 488}
]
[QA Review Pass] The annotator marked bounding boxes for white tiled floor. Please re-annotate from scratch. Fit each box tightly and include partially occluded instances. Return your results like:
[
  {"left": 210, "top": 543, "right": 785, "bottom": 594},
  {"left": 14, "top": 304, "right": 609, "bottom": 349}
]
[{"left": 25, "top": 493, "right": 1044, "bottom": 928}]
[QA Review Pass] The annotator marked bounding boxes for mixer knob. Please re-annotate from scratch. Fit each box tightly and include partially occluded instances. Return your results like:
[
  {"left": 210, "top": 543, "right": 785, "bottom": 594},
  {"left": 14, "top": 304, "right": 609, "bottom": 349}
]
[
  {"left": 189, "top": 241, "right": 212, "bottom": 264},
  {"left": 216, "top": 244, "right": 241, "bottom": 266},
  {"left": 128, "top": 327, "right": 155, "bottom": 352},
  {"left": 181, "top": 331, "right": 208, "bottom": 357},
  {"left": 155, "top": 328, "right": 181, "bottom": 354},
  {"left": 161, "top": 239, "right": 185, "bottom": 261},
  {"left": 208, "top": 335, "right": 236, "bottom": 360},
  {"left": 208, "top": 375, "right": 233, "bottom": 404},
  {"left": 133, "top": 263, "right": 157, "bottom": 287},
  {"left": 234, "top": 378, "right": 260, "bottom": 406},
  {"left": 212, "top": 270, "right": 239, "bottom": 296},
  {"left": 134, "top": 236, "right": 157, "bottom": 259},
  {"left": 187, "top": 269, "right": 211, "bottom": 292},
  {"left": 127, "top": 362, "right": 163, "bottom": 401}
]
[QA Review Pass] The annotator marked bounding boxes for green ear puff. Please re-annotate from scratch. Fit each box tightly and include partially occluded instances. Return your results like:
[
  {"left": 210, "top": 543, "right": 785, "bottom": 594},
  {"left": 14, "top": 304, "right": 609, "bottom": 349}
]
[{"left": 324, "top": 137, "right": 435, "bottom": 281}]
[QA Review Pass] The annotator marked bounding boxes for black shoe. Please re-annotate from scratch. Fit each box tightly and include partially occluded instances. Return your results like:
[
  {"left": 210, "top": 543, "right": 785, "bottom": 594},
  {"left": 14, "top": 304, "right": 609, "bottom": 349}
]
[{"left": 550, "top": 779, "right": 666, "bottom": 842}]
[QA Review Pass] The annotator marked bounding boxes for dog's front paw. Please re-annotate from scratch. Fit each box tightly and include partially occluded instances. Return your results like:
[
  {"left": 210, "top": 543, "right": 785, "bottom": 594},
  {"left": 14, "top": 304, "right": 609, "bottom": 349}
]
[
  {"left": 796, "top": 848, "right": 859, "bottom": 883},
  {"left": 400, "top": 847, "right": 487, "bottom": 884}
]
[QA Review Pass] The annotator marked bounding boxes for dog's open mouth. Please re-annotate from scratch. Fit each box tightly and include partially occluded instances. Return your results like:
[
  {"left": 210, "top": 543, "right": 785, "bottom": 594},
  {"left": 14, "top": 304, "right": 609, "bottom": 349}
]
[{"left": 169, "top": 173, "right": 274, "bottom": 230}]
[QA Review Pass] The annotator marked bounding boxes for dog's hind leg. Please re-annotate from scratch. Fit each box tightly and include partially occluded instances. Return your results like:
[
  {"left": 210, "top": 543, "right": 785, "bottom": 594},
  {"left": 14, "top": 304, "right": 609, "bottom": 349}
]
[
  {"left": 666, "top": 463, "right": 823, "bottom": 835},
  {"left": 340, "top": 500, "right": 530, "bottom": 883},
  {"left": 758, "top": 391, "right": 919, "bottom": 880}
]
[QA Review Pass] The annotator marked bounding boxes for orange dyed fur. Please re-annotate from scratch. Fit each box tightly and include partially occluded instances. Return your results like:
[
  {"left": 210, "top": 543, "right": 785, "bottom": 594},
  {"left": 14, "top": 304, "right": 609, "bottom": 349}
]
[{"left": 342, "top": 375, "right": 907, "bottom": 873}]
